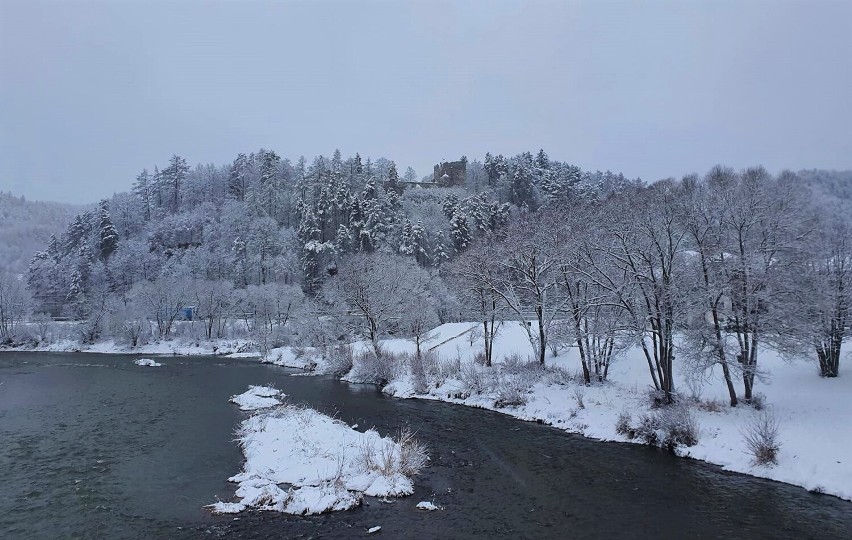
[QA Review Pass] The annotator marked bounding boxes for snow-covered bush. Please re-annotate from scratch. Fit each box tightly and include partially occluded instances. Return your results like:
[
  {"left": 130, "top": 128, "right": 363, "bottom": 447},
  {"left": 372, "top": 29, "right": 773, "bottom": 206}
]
[
  {"left": 457, "top": 363, "right": 493, "bottom": 397},
  {"left": 615, "top": 411, "right": 632, "bottom": 437},
  {"left": 742, "top": 412, "right": 781, "bottom": 466},
  {"left": 356, "top": 428, "right": 428, "bottom": 478},
  {"left": 545, "top": 364, "right": 575, "bottom": 386},
  {"left": 324, "top": 343, "right": 355, "bottom": 377},
  {"left": 428, "top": 355, "right": 460, "bottom": 388},
  {"left": 409, "top": 350, "right": 438, "bottom": 394},
  {"left": 349, "top": 349, "right": 401, "bottom": 386},
  {"left": 493, "top": 374, "right": 529, "bottom": 407},
  {"left": 658, "top": 404, "right": 699, "bottom": 449},
  {"left": 626, "top": 405, "right": 699, "bottom": 450},
  {"left": 747, "top": 392, "right": 766, "bottom": 411},
  {"left": 573, "top": 385, "right": 586, "bottom": 409}
]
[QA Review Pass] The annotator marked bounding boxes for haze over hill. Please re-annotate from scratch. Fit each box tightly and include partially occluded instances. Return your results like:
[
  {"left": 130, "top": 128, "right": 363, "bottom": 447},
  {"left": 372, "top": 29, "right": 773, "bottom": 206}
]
[{"left": 0, "top": 191, "right": 86, "bottom": 274}]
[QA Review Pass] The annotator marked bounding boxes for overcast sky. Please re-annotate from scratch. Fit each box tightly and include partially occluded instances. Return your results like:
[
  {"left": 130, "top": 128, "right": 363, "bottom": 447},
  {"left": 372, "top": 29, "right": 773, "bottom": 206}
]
[{"left": 1, "top": 0, "right": 850, "bottom": 204}]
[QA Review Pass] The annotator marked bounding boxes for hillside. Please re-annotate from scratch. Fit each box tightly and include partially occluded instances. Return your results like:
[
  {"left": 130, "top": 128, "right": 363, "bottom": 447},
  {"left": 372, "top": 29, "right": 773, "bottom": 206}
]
[{"left": 0, "top": 191, "right": 86, "bottom": 275}]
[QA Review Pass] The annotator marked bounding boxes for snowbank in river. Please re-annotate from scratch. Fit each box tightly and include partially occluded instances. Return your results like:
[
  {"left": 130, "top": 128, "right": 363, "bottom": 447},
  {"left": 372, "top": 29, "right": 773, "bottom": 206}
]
[
  {"left": 304, "top": 322, "right": 852, "bottom": 502},
  {"left": 209, "top": 388, "right": 427, "bottom": 515},
  {"left": 229, "top": 386, "right": 284, "bottom": 411},
  {"left": 133, "top": 358, "right": 162, "bottom": 367}
]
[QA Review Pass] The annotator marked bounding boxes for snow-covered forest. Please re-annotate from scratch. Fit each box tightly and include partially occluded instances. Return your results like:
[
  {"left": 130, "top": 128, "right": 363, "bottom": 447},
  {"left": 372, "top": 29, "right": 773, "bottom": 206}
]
[
  {"left": 3, "top": 150, "right": 852, "bottom": 499},
  {"left": 0, "top": 191, "right": 84, "bottom": 274},
  {"left": 7, "top": 150, "right": 849, "bottom": 387}
]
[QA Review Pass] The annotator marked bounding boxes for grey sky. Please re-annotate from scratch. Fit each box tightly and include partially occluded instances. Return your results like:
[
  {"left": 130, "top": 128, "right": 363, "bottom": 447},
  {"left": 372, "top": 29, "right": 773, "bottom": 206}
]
[{"left": 1, "top": 0, "right": 850, "bottom": 204}]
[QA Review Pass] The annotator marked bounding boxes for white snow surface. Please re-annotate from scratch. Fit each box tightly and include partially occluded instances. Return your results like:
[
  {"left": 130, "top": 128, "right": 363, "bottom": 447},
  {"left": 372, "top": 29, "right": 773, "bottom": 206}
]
[
  {"left": 416, "top": 501, "right": 441, "bottom": 511},
  {"left": 12, "top": 336, "right": 257, "bottom": 357},
  {"left": 210, "top": 390, "right": 423, "bottom": 515},
  {"left": 228, "top": 386, "right": 284, "bottom": 411},
  {"left": 133, "top": 358, "right": 162, "bottom": 367},
  {"left": 309, "top": 322, "right": 852, "bottom": 502}
]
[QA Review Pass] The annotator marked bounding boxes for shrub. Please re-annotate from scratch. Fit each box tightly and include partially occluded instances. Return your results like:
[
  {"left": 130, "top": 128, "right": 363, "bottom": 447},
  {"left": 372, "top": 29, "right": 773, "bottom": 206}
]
[
  {"left": 430, "top": 355, "right": 461, "bottom": 388},
  {"left": 545, "top": 365, "right": 575, "bottom": 386},
  {"left": 473, "top": 350, "right": 488, "bottom": 366},
  {"left": 457, "top": 363, "right": 493, "bottom": 398},
  {"left": 356, "top": 428, "right": 428, "bottom": 477},
  {"left": 615, "top": 411, "right": 633, "bottom": 438},
  {"left": 634, "top": 413, "right": 661, "bottom": 446},
  {"left": 698, "top": 399, "right": 724, "bottom": 413},
  {"left": 742, "top": 412, "right": 781, "bottom": 466},
  {"left": 348, "top": 349, "right": 401, "bottom": 386},
  {"left": 658, "top": 405, "right": 699, "bottom": 449},
  {"left": 500, "top": 352, "right": 526, "bottom": 373},
  {"left": 324, "top": 343, "right": 355, "bottom": 378},
  {"left": 493, "top": 374, "right": 529, "bottom": 408},
  {"left": 630, "top": 405, "right": 699, "bottom": 450},
  {"left": 409, "top": 351, "right": 438, "bottom": 394},
  {"left": 573, "top": 385, "right": 586, "bottom": 409},
  {"left": 746, "top": 393, "right": 766, "bottom": 411}
]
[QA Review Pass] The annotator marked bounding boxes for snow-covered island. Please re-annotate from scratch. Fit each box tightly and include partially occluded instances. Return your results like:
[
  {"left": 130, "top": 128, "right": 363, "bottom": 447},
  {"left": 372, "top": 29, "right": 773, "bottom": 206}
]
[
  {"left": 133, "top": 358, "right": 162, "bottom": 367},
  {"left": 210, "top": 386, "right": 428, "bottom": 515}
]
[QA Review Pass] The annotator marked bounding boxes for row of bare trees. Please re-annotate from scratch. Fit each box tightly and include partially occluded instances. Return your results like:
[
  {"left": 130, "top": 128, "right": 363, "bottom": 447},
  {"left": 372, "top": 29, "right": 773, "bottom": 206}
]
[{"left": 449, "top": 167, "right": 850, "bottom": 405}]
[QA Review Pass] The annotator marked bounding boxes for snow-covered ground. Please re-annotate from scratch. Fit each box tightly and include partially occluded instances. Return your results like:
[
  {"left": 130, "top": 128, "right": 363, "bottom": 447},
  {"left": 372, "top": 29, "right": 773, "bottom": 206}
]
[
  {"left": 271, "top": 322, "right": 852, "bottom": 502},
  {"left": 210, "top": 386, "right": 428, "bottom": 515},
  {"left": 8, "top": 337, "right": 257, "bottom": 357}
]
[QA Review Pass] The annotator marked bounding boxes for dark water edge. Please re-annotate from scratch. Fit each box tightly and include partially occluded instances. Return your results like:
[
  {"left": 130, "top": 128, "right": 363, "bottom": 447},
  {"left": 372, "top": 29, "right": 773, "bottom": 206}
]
[{"left": 1, "top": 351, "right": 850, "bottom": 540}]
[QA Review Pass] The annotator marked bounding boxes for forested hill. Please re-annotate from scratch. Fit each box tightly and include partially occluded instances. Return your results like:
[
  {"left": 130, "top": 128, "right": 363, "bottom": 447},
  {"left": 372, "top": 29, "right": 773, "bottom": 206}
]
[
  {"left": 24, "top": 149, "right": 637, "bottom": 317},
  {"left": 798, "top": 169, "right": 852, "bottom": 201},
  {"left": 0, "top": 191, "right": 86, "bottom": 275}
]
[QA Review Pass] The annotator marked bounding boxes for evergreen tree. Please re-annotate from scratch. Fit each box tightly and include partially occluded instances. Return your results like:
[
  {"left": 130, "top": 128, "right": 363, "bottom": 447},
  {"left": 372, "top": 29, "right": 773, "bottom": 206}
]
[
  {"left": 97, "top": 199, "right": 119, "bottom": 260},
  {"left": 163, "top": 155, "right": 190, "bottom": 212},
  {"left": 450, "top": 212, "right": 471, "bottom": 252},
  {"left": 386, "top": 161, "right": 402, "bottom": 195},
  {"left": 410, "top": 221, "right": 429, "bottom": 267},
  {"left": 228, "top": 153, "right": 249, "bottom": 202},
  {"left": 133, "top": 169, "right": 152, "bottom": 221}
]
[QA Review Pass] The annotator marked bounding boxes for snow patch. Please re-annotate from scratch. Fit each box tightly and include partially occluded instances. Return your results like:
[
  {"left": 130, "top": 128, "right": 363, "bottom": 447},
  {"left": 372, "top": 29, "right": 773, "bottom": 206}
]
[
  {"left": 210, "top": 387, "right": 427, "bottom": 515},
  {"left": 134, "top": 358, "right": 162, "bottom": 367},
  {"left": 228, "top": 386, "right": 284, "bottom": 411}
]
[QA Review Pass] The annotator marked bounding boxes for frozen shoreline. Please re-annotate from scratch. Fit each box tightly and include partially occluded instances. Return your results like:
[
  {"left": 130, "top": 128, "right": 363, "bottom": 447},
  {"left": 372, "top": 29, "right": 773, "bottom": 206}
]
[
  {"left": 1, "top": 338, "right": 259, "bottom": 358},
  {"left": 6, "top": 323, "right": 850, "bottom": 502},
  {"left": 265, "top": 322, "right": 852, "bottom": 503}
]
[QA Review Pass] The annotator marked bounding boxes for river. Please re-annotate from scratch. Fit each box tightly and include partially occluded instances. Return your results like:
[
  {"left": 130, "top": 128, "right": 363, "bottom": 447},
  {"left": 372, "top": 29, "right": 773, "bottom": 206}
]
[{"left": 0, "top": 352, "right": 849, "bottom": 539}]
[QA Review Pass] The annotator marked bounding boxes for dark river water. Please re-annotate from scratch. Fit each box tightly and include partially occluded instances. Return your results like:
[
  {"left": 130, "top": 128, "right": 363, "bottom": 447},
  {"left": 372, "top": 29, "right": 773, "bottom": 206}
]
[{"left": 1, "top": 352, "right": 850, "bottom": 539}]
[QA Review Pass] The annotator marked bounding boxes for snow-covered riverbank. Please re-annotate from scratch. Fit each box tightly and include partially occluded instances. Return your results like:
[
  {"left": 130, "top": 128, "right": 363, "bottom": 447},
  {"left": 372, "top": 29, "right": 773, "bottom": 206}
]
[
  {"left": 210, "top": 386, "right": 428, "bottom": 515},
  {"left": 265, "top": 322, "right": 852, "bottom": 502},
  {"left": 3, "top": 337, "right": 258, "bottom": 357}
]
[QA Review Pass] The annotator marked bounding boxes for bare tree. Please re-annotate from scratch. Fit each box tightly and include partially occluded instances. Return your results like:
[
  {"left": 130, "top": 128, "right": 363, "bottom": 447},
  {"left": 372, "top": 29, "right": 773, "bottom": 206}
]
[
  {"left": 553, "top": 203, "right": 630, "bottom": 383},
  {"left": 192, "top": 279, "right": 235, "bottom": 339},
  {"left": 322, "top": 253, "right": 432, "bottom": 355},
  {"left": 590, "top": 182, "right": 688, "bottom": 403},
  {"left": 0, "top": 270, "right": 30, "bottom": 340},
  {"left": 487, "top": 212, "right": 567, "bottom": 365},
  {"left": 130, "top": 275, "right": 189, "bottom": 339},
  {"left": 789, "top": 201, "right": 851, "bottom": 377},
  {"left": 711, "top": 168, "right": 811, "bottom": 402},
  {"left": 445, "top": 240, "right": 506, "bottom": 366},
  {"left": 677, "top": 170, "right": 740, "bottom": 406}
]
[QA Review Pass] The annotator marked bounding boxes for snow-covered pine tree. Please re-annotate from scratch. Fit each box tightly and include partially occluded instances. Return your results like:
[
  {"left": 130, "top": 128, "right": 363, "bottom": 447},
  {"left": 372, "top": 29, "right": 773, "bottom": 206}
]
[
  {"left": 228, "top": 153, "right": 249, "bottom": 202},
  {"left": 133, "top": 169, "right": 152, "bottom": 221},
  {"left": 450, "top": 212, "right": 471, "bottom": 253},
  {"left": 97, "top": 199, "right": 119, "bottom": 260}
]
